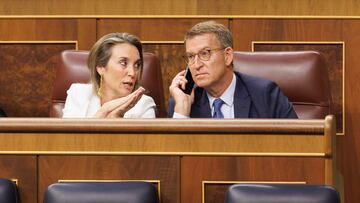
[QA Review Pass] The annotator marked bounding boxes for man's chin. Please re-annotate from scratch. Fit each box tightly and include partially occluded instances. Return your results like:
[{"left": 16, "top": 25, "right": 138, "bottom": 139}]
[{"left": 195, "top": 81, "right": 209, "bottom": 89}]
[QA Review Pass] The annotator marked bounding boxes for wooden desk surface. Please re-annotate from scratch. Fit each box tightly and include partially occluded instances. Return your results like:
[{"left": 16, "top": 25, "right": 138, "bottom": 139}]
[
  {"left": 0, "top": 115, "right": 339, "bottom": 203},
  {"left": 0, "top": 116, "right": 334, "bottom": 156}
]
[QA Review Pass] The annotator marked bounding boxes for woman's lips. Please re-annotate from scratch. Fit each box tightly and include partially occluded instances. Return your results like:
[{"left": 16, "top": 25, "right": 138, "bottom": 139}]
[{"left": 123, "top": 82, "right": 134, "bottom": 89}]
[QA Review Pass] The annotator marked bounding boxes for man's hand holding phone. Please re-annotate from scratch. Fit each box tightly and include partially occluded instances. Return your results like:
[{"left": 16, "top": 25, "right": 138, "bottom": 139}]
[
  {"left": 169, "top": 67, "right": 196, "bottom": 116},
  {"left": 183, "top": 67, "right": 195, "bottom": 94}
]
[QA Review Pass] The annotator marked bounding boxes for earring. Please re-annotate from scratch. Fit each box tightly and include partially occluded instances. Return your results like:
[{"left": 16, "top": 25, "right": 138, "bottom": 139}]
[{"left": 98, "top": 74, "right": 103, "bottom": 97}]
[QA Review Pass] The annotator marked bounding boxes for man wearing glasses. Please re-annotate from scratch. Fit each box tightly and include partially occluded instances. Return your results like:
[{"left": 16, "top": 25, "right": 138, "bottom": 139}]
[{"left": 168, "top": 21, "right": 297, "bottom": 118}]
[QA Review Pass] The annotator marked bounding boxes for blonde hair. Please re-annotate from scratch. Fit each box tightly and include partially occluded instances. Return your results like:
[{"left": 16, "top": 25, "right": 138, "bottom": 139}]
[{"left": 87, "top": 32, "right": 143, "bottom": 96}]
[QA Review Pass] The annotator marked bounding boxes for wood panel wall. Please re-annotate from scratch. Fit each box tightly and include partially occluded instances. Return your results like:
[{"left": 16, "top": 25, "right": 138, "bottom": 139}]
[
  {"left": 38, "top": 156, "right": 179, "bottom": 203},
  {"left": 2, "top": 0, "right": 360, "bottom": 15},
  {"left": 182, "top": 156, "right": 325, "bottom": 203},
  {"left": 0, "top": 155, "right": 37, "bottom": 203},
  {"left": 0, "top": 17, "right": 357, "bottom": 203}
]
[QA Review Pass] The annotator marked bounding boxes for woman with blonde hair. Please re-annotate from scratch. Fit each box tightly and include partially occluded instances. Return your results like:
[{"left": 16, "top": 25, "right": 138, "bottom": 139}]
[{"left": 63, "top": 32, "right": 156, "bottom": 118}]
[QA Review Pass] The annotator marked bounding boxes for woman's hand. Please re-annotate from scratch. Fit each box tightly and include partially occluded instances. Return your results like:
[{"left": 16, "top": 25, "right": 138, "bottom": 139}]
[{"left": 94, "top": 87, "right": 145, "bottom": 118}]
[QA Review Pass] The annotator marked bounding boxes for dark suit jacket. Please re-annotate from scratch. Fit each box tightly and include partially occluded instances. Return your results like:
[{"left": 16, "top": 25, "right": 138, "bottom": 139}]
[{"left": 168, "top": 72, "right": 298, "bottom": 118}]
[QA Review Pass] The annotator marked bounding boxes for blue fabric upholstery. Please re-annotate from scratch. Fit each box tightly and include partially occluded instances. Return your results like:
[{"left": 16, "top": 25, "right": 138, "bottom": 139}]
[
  {"left": 44, "top": 181, "right": 159, "bottom": 203},
  {"left": 0, "top": 178, "right": 19, "bottom": 203},
  {"left": 224, "top": 184, "right": 340, "bottom": 203}
]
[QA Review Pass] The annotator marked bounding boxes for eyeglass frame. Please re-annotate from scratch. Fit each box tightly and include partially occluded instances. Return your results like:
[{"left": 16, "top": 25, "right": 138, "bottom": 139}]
[{"left": 183, "top": 47, "right": 226, "bottom": 65}]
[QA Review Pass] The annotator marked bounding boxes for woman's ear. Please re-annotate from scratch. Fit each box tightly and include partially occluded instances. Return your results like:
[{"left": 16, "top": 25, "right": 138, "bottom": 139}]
[
  {"left": 224, "top": 47, "right": 234, "bottom": 66},
  {"left": 96, "top": 65, "right": 105, "bottom": 75}
]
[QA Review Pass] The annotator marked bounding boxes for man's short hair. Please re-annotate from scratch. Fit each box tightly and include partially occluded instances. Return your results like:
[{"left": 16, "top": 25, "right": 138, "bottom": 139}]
[{"left": 184, "top": 21, "right": 233, "bottom": 48}]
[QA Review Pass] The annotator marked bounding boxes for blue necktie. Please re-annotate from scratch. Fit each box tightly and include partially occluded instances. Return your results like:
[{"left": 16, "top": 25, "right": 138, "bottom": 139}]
[{"left": 212, "top": 98, "right": 224, "bottom": 118}]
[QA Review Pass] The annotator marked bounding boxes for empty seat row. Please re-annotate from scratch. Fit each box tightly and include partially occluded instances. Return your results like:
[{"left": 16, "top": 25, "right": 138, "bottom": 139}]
[{"left": 0, "top": 178, "right": 340, "bottom": 203}]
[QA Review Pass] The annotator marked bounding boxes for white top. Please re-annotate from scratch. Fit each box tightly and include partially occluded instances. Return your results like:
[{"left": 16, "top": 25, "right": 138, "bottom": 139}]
[{"left": 62, "top": 83, "right": 156, "bottom": 118}]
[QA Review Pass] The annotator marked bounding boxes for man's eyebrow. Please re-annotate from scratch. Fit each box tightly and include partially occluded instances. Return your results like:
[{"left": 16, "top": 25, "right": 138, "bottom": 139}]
[{"left": 186, "top": 47, "right": 211, "bottom": 54}]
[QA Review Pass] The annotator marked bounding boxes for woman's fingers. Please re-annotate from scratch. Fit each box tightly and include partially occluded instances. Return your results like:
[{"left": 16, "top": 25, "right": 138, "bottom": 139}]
[
  {"left": 96, "top": 87, "right": 146, "bottom": 118},
  {"left": 106, "top": 87, "right": 145, "bottom": 118}
]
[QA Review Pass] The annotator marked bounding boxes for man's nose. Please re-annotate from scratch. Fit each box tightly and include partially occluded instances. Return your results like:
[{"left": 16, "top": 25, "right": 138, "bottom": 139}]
[{"left": 192, "top": 55, "right": 203, "bottom": 69}]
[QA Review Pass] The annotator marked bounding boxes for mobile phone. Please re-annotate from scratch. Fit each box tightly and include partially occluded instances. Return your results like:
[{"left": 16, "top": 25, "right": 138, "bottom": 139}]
[{"left": 183, "top": 67, "right": 195, "bottom": 94}]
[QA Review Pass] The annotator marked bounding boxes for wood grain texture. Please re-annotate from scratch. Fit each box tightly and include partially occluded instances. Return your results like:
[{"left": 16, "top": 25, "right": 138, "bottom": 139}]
[
  {"left": 143, "top": 44, "right": 186, "bottom": 110},
  {"left": 0, "top": 19, "right": 96, "bottom": 117},
  {"left": 0, "top": 117, "right": 326, "bottom": 133},
  {"left": 0, "top": 117, "right": 336, "bottom": 203},
  {"left": 196, "top": 0, "right": 360, "bottom": 16},
  {"left": 0, "top": 155, "right": 37, "bottom": 203},
  {"left": 232, "top": 18, "right": 360, "bottom": 203},
  {"left": 97, "top": 19, "right": 228, "bottom": 41},
  {"left": 181, "top": 156, "right": 325, "bottom": 203},
  {"left": 0, "top": 19, "right": 96, "bottom": 49},
  {"left": 0, "top": 0, "right": 360, "bottom": 15},
  {"left": 0, "top": 43, "right": 75, "bottom": 117},
  {"left": 0, "top": 118, "right": 330, "bottom": 154},
  {"left": 77, "top": 19, "right": 97, "bottom": 50},
  {"left": 340, "top": 20, "right": 360, "bottom": 203},
  {"left": 0, "top": 19, "right": 75, "bottom": 40},
  {"left": 38, "top": 155, "right": 180, "bottom": 203},
  {"left": 0, "top": 0, "right": 196, "bottom": 15}
]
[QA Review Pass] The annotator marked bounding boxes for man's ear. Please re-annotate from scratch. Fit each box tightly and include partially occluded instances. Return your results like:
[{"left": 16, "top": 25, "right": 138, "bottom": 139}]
[
  {"left": 224, "top": 47, "right": 234, "bottom": 66},
  {"left": 96, "top": 65, "right": 105, "bottom": 75}
]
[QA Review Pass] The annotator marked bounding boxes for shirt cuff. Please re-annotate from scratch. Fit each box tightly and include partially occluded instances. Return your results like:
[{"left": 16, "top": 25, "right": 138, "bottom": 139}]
[{"left": 173, "top": 112, "right": 190, "bottom": 118}]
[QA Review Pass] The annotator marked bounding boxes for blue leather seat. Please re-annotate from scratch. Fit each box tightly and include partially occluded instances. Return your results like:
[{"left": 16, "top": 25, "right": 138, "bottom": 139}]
[
  {"left": 224, "top": 184, "right": 340, "bottom": 203},
  {"left": 44, "top": 181, "right": 159, "bottom": 203},
  {"left": 0, "top": 178, "right": 19, "bottom": 203}
]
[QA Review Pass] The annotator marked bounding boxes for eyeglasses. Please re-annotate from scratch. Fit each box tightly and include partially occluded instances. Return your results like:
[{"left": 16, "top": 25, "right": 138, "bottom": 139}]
[{"left": 183, "top": 47, "right": 225, "bottom": 65}]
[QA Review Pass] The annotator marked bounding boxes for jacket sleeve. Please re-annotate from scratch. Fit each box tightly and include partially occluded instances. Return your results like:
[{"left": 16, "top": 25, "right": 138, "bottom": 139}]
[
  {"left": 267, "top": 82, "right": 298, "bottom": 118},
  {"left": 167, "top": 97, "right": 175, "bottom": 118}
]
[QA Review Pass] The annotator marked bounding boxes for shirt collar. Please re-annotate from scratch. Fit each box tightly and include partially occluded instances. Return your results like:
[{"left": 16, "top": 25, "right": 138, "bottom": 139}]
[{"left": 207, "top": 73, "right": 236, "bottom": 107}]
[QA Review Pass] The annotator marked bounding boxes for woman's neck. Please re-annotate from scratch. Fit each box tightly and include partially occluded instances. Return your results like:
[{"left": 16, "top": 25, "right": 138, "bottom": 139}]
[{"left": 99, "top": 86, "right": 118, "bottom": 105}]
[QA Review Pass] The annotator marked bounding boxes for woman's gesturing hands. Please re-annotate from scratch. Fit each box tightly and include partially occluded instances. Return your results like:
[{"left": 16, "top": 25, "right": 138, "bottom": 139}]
[{"left": 94, "top": 87, "right": 145, "bottom": 118}]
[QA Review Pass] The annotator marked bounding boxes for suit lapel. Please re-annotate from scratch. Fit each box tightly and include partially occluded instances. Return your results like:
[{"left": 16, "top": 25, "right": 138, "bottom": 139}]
[
  {"left": 234, "top": 73, "right": 251, "bottom": 118},
  {"left": 191, "top": 88, "right": 212, "bottom": 118}
]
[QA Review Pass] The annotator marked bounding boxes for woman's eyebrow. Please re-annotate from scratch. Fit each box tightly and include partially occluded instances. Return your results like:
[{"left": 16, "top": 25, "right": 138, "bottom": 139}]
[{"left": 117, "top": 56, "right": 128, "bottom": 60}]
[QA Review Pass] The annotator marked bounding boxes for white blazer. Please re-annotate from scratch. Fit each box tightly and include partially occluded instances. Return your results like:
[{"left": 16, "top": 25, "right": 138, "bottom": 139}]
[{"left": 62, "top": 83, "right": 156, "bottom": 118}]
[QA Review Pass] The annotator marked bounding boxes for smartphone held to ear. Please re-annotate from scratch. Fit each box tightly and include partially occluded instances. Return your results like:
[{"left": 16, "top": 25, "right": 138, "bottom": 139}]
[{"left": 183, "top": 67, "right": 195, "bottom": 94}]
